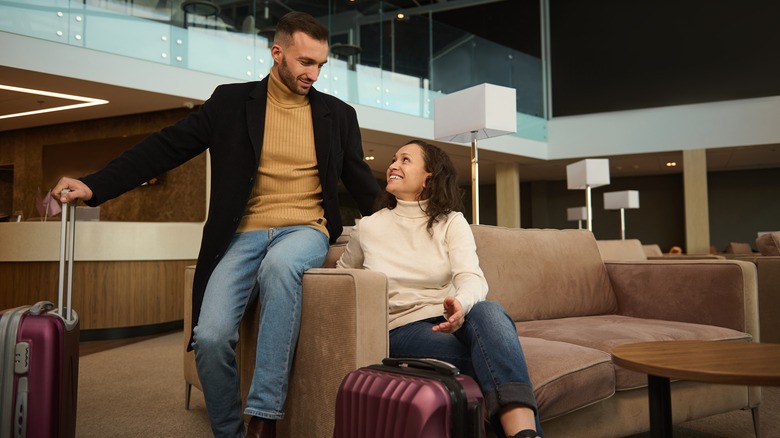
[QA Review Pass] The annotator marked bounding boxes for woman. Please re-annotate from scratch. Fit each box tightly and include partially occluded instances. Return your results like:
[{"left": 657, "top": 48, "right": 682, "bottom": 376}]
[{"left": 337, "top": 140, "right": 542, "bottom": 438}]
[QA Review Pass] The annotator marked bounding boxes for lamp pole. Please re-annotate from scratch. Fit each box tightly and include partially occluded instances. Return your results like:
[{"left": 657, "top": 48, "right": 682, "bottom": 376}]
[
  {"left": 470, "top": 130, "right": 479, "bottom": 225},
  {"left": 619, "top": 207, "right": 626, "bottom": 239},
  {"left": 585, "top": 185, "right": 592, "bottom": 232}
]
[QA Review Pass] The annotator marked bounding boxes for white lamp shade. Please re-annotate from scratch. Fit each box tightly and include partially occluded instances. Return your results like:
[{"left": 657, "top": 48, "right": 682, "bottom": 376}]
[
  {"left": 567, "top": 206, "right": 587, "bottom": 221},
  {"left": 566, "top": 158, "right": 610, "bottom": 189},
  {"left": 434, "top": 83, "right": 517, "bottom": 143},
  {"left": 603, "top": 190, "right": 640, "bottom": 210}
]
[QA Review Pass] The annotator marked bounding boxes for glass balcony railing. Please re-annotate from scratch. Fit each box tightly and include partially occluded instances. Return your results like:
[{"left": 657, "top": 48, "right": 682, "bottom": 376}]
[{"left": 0, "top": 0, "right": 547, "bottom": 141}]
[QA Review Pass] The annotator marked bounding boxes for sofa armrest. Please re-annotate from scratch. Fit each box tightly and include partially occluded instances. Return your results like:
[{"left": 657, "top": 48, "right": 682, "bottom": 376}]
[
  {"left": 239, "top": 268, "right": 388, "bottom": 438},
  {"left": 605, "top": 260, "right": 758, "bottom": 337},
  {"left": 297, "top": 268, "right": 389, "bottom": 368}
]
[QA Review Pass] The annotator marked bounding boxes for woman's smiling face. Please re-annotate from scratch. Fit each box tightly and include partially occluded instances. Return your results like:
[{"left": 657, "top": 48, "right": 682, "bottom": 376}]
[{"left": 385, "top": 143, "right": 432, "bottom": 201}]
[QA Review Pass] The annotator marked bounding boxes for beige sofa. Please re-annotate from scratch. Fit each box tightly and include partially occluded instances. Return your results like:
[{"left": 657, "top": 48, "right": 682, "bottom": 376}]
[{"left": 186, "top": 226, "right": 760, "bottom": 438}]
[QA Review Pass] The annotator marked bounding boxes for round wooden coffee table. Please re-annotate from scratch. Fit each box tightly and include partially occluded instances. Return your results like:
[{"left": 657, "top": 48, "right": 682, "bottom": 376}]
[{"left": 611, "top": 340, "right": 780, "bottom": 438}]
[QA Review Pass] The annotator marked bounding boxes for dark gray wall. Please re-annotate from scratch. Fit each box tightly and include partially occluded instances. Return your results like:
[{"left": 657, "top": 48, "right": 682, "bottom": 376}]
[
  {"left": 708, "top": 168, "right": 780, "bottom": 251},
  {"left": 550, "top": 0, "right": 780, "bottom": 116},
  {"left": 476, "top": 167, "right": 780, "bottom": 253}
]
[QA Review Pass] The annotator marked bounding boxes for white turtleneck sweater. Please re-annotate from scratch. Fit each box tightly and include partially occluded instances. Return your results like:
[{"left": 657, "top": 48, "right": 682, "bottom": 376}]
[{"left": 336, "top": 199, "right": 488, "bottom": 331}]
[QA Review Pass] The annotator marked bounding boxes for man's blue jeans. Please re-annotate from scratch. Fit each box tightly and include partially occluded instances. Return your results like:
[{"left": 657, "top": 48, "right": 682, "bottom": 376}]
[
  {"left": 192, "top": 226, "right": 328, "bottom": 438},
  {"left": 389, "top": 300, "right": 543, "bottom": 438}
]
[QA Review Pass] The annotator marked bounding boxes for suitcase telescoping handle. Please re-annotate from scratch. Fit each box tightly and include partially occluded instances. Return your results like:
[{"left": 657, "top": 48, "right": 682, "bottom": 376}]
[
  {"left": 381, "top": 357, "right": 461, "bottom": 377},
  {"left": 58, "top": 189, "right": 77, "bottom": 324}
]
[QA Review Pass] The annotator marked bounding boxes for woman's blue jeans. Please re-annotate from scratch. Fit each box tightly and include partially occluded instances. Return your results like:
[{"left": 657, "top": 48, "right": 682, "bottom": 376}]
[
  {"left": 389, "top": 300, "right": 542, "bottom": 438},
  {"left": 192, "top": 226, "right": 328, "bottom": 438}
]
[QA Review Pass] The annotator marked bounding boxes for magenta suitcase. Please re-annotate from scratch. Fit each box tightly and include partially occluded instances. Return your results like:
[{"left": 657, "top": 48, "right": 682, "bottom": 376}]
[
  {"left": 0, "top": 199, "right": 79, "bottom": 438},
  {"left": 333, "top": 358, "right": 485, "bottom": 438}
]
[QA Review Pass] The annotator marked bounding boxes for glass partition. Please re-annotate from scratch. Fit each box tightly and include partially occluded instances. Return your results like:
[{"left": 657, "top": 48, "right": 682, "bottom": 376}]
[{"left": 0, "top": 0, "right": 546, "bottom": 141}]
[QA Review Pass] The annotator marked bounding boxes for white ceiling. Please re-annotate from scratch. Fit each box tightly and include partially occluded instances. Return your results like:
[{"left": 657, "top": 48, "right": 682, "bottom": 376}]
[{"left": 2, "top": 65, "right": 779, "bottom": 185}]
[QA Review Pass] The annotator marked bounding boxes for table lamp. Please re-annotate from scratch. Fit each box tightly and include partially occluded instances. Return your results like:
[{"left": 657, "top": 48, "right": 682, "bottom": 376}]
[
  {"left": 434, "top": 83, "right": 517, "bottom": 224},
  {"left": 566, "top": 159, "right": 610, "bottom": 232},
  {"left": 603, "top": 190, "right": 640, "bottom": 240},
  {"left": 567, "top": 206, "right": 588, "bottom": 230}
]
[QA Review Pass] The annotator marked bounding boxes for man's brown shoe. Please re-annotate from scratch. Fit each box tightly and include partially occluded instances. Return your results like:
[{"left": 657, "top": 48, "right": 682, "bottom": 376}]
[{"left": 246, "top": 416, "right": 276, "bottom": 438}]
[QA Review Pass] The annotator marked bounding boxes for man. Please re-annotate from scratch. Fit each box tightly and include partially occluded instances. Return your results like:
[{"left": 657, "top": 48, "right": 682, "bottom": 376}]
[{"left": 54, "top": 11, "right": 379, "bottom": 438}]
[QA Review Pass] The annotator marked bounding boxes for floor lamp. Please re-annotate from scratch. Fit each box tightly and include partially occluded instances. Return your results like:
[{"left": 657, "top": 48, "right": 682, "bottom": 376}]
[
  {"left": 604, "top": 190, "right": 640, "bottom": 239},
  {"left": 567, "top": 206, "right": 587, "bottom": 230},
  {"left": 434, "top": 83, "right": 517, "bottom": 224},
  {"left": 566, "top": 159, "right": 610, "bottom": 232}
]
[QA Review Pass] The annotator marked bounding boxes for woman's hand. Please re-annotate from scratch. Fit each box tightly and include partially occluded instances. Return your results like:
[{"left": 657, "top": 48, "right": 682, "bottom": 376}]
[{"left": 432, "top": 296, "right": 465, "bottom": 333}]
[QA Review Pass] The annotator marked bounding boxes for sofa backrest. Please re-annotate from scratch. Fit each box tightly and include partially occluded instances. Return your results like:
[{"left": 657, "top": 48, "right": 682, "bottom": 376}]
[
  {"left": 595, "top": 239, "right": 648, "bottom": 261},
  {"left": 322, "top": 244, "right": 346, "bottom": 268},
  {"left": 322, "top": 226, "right": 354, "bottom": 267},
  {"left": 756, "top": 232, "right": 780, "bottom": 256},
  {"left": 470, "top": 225, "right": 618, "bottom": 322}
]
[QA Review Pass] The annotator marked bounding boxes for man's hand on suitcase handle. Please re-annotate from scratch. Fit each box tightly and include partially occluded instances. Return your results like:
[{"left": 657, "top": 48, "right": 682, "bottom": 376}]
[
  {"left": 432, "top": 296, "right": 464, "bottom": 334},
  {"left": 52, "top": 177, "right": 93, "bottom": 204}
]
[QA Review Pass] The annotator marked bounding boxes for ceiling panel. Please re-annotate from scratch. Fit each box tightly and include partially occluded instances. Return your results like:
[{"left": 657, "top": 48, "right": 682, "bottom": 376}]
[{"left": 2, "top": 66, "right": 779, "bottom": 187}]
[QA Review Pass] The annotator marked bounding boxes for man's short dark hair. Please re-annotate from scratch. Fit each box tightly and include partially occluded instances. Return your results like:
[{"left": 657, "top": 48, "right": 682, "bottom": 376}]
[{"left": 274, "top": 11, "right": 329, "bottom": 46}]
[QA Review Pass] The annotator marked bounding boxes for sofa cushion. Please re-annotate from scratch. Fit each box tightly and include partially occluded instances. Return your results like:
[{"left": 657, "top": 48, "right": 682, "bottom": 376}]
[
  {"left": 470, "top": 226, "right": 618, "bottom": 321},
  {"left": 642, "top": 244, "right": 664, "bottom": 257},
  {"left": 756, "top": 232, "right": 780, "bottom": 256},
  {"left": 335, "top": 225, "right": 353, "bottom": 245},
  {"left": 725, "top": 242, "right": 754, "bottom": 254},
  {"left": 519, "top": 336, "right": 614, "bottom": 421},
  {"left": 596, "top": 239, "right": 648, "bottom": 261},
  {"left": 517, "top": 315, "right": 751, "bottom": 390}
]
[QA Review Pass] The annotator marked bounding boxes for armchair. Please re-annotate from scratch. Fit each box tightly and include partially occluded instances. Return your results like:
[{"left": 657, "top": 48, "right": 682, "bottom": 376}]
[
  {"left": 734, "top": 231, "right": 780, "bottom": 343},
  {"left": 183, "top": 265, "right": 201, "bottom": 410}
]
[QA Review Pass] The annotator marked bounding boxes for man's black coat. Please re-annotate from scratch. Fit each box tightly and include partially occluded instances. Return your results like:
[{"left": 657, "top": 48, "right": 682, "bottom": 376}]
[{"left": 81, "top": 77, "right": 380, "bottom": 344}]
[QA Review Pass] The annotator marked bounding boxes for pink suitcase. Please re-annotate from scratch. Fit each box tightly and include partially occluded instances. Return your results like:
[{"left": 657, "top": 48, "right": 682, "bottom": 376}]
[
  {"left": 333, "top": 357, "right": 485, "bottom": 438},
  {"left": 0, "top": 199, "right": 79, "bottom": 438}
]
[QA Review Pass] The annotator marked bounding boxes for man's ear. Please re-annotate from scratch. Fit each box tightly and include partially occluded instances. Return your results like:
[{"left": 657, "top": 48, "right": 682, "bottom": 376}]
[{"left": 271, "top": 44, "right": 282, "bottom": 63}]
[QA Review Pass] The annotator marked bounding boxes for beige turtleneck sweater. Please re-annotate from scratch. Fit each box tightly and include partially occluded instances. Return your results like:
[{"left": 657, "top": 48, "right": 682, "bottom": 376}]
[
  {"left": 237, "top": 71, "right": 328, "bottom": 237},
  {"left": 336, "top": 200, "right": 488, "bottom": 331}
]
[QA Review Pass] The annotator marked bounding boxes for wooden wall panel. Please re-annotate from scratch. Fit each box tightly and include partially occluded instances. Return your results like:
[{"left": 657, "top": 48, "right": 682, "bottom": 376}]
[
  {"left": 0, "top": 108, "right": 206, "bottom": 222},
  {"left": 0, "top": 260, "right": 194, "bottom": 330}
]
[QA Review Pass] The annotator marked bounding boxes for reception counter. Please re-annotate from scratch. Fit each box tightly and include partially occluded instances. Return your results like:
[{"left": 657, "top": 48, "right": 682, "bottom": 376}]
[{"left": 0, "top": 221, "right": 202, "bottom": 339}]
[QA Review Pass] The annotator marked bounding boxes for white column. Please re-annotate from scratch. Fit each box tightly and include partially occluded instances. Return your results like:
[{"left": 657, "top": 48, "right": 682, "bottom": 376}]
[
  {"left": 496, "top": 162, "right": 521, "bottom": 228},
  {"left": 683, "top": 149, "right": 710, "bottom": 254}
]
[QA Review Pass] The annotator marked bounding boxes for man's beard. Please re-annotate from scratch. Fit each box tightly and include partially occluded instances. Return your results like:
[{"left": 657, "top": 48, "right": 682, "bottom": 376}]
[{"left": 278, "top": 56, "right": 310, "bottom": 96}]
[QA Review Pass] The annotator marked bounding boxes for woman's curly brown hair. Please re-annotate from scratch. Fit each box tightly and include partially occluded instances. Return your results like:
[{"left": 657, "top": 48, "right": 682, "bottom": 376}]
[{"left": 376, "top": 140, "right": 464, "bottom": 234}]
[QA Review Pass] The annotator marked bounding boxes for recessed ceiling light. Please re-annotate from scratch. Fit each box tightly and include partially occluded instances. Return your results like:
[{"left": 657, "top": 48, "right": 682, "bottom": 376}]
[
  {"left": 0, "top": 84, "right": 109, "bottom": 120},
  {"left": 666, "top": 161, "right": 677, "bottom": 167}
]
